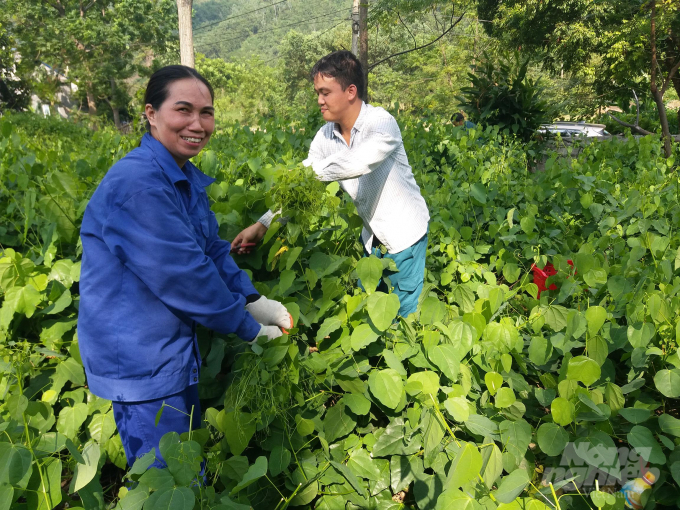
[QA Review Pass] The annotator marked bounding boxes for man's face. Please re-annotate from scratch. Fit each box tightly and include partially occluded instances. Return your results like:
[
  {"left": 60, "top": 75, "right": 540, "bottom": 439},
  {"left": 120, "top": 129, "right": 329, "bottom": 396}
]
[{"left": 313, "top": 73, "right": 356, "bottom": 123}]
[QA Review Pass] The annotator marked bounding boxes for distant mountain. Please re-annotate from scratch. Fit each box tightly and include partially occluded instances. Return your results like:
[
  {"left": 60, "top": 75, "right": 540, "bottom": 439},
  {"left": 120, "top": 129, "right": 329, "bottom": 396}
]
[{"left": 193, "top": 0, "right": 352, "bottom": 62}]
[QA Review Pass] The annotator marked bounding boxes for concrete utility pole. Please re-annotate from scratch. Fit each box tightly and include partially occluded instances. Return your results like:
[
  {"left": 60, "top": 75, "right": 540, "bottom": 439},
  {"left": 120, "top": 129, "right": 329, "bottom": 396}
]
[
  {"left": 359, "top": 1, "right": 368, "bottom": 101},
  {"left": 351, "top": 0, "right": 360, "bottom": 55},
  {"left": 177, "top": 0, "right": 195, "bottom": 68}
]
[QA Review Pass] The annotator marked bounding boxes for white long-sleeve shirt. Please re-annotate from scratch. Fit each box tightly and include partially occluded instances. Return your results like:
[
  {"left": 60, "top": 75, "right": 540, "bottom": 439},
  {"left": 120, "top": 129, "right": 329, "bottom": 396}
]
[{"left": 259, "top": 102, "right": 429, "bottom": 254}]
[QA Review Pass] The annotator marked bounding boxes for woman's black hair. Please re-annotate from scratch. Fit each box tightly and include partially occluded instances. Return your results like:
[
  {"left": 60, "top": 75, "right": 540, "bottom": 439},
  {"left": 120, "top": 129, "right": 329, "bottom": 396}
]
[
  {"left": 310, "top": 50, "right": 365, "bottom": 99},
  {"left": 143, "top": 65, "right": 214, "bottom": 131}
]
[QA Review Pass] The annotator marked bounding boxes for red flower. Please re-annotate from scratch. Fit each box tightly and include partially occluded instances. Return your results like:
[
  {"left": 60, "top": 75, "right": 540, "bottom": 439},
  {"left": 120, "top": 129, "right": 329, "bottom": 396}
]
[
  {"left": 531, "top": 260, "right": 574, "bottom": 298},
  {"left": 531, "top": 263, "right": 558, "bottom": 298}
]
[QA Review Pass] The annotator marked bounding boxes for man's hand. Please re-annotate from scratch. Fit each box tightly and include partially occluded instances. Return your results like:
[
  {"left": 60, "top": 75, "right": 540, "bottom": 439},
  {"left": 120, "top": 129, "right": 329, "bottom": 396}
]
[
  {"left": 231, "top": 222, "right": 268, "bottom": 254},
  {"left": 248, "top": 324, "right": 284, "bottom": 344},
  {"left": 246, "top": 296, "right": 293, "bottom": 329}
]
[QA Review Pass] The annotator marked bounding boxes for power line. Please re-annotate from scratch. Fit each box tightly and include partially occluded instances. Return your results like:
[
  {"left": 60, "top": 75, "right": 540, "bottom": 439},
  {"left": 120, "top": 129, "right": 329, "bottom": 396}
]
[
  {"left": 197, "top": 9, "right": 350, "bottom": 49},
  {"left": 194, "top": 0, "right": 289, "bottom": 33}
]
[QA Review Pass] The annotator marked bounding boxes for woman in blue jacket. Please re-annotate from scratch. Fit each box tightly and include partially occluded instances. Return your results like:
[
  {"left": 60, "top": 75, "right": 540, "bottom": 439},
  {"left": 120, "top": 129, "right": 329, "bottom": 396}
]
[{"left": 78, "top": 66, "right": 290, "bottom": 468}]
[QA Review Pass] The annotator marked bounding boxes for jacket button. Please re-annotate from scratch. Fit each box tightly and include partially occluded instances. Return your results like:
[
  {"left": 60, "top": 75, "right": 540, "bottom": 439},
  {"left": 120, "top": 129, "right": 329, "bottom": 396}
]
[
  {"left": 193, "top": 377, "right": 197, "bottom": 382},
  {"left": 192, "top": 368, "right": 197, "bottom": 373}
]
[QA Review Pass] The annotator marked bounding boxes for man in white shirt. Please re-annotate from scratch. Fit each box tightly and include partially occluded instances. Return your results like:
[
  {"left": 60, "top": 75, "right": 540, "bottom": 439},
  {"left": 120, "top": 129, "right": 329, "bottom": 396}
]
[{"left": 232, "top": 50, "right": 429, "bottom": 316}]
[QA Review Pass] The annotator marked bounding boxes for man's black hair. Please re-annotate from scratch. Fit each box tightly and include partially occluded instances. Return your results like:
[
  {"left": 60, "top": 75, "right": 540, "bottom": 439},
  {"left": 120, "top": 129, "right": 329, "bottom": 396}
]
[
  {"left": 143, "top": 65, "right": 214, "bottom": 131},
  {"left": 310, "top": 51, "right": 365, "bottom": 99},
  {"left": 453, "top": 112, "right": 465, "bottom": 122}
]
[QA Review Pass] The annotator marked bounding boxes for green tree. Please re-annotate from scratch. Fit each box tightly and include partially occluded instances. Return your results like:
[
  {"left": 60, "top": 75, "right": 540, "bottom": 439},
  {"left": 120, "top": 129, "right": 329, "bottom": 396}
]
[
  {"left": 458, "top": 51, "right": 549, "bottom": 142},
  {"left": 4, "top": 0, "right": 178, "bottom": 127},
  {"left": 480, "top": 0, "right": 680, "bottom": 155},
  {"left": 0, "top": 24, "right": 30, "bottom": 112}
]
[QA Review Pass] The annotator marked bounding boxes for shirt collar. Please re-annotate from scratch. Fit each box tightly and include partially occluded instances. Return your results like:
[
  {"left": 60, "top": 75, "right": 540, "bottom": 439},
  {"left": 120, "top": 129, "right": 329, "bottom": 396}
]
[
  {"left": 141, "top": 132, "right": 216, "bottom": 188},
  {"left": 332, "top": 101, "right": 368, "bottom": 140}
]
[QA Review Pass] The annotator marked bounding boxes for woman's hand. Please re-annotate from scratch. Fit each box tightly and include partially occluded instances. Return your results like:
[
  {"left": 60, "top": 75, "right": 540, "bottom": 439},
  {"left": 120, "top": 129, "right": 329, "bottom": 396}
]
[
  {"left": 231, "top": 222, "right": 268, "bottom": 254},
  {"left": 246, "top": 296, "right": 293, "bottom": 329},
  {"left": 248, "top": 324, "right": 284, "bottom": 344}
]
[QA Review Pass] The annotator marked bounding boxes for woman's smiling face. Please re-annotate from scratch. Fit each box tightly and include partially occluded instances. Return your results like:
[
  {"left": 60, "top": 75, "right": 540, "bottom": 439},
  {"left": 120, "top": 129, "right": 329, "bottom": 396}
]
[{"left": 145, "top": 78, "right": 215, "bottom": 168}]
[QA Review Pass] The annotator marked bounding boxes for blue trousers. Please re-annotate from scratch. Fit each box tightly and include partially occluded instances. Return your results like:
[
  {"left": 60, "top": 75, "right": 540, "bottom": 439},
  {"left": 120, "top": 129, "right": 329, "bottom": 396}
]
[
  {"left": 364, "top": 233, "right": 428, "bottom": 317},
  {"left": 112, "top": 384, "right": 201, "bottom": 469}
]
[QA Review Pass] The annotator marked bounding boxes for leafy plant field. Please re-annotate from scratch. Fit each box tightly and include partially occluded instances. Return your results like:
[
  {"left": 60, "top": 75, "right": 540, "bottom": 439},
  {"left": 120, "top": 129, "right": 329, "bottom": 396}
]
[{"left": 1, "top": 113, "right": 680, "bottom": 510}]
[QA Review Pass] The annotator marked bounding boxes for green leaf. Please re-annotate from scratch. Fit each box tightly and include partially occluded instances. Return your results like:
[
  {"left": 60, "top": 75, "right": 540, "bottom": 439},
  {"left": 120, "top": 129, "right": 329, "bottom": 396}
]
[
  {"left": 421, "top": 296, "right": 447, "bottom": 324},
  {"left": 537, "top": 423, "right": 569, "bottom": 456},
  {"left": 88, "top": 411, "right": 116, "bottom": 443},
  {"left": 627, "top": 426, "right": 666, "bottom": 464},
  {"left": 428, "top": 344, "right": 461, "bottom": 381},
  {"left": 492, "top": 469, "right": 530, "bottom": 504},
  {"left": 587, "top": 336, "right": 608, "bottom": 366},
  {"left": 0, "top": 443, "right": 32, "bottom": 487},
  {"left": 391, "top": 455, "right": 423, "bottom": 493},
  {"left": 70, "top": 442, "right": 100, "bottom": 493},
  {"left": 619, "top": 408, "right": 651, "bottom": 424},
  {"left": 495, "top": 387, "right": 516, "bottom": 408},
  {"left": 573, "top": 432, "right": 620, "bottom": 478},
  {"left": 436, "top": 488, "right": 479, "bottom": 510},
  {"left": 366, "top": 292, "right": 401, "bottom": 330},
  {"left": 551, "top": 397, "right": 575, "bottom": 426},
  {"left": 347, "top": 448, "right": 382, "bottom": 480},
  {"left": 164, "top": 440, "right": 203, "bottom": 486},
  {"left": 566, "top": 356, "right": 600, "bottom": 386},
  {"left": 330, "top": 461, "right": 368, "bottom": 498},
  {"left": 484, "top": 372, "right": 503, "bottom": 396},
  {"left": 654, "top": 369, "right": 680, "bottom": 397},
  {"left": 128, "top": 450, "right": 156, "bottom": 478},
  {"left": 502, "top": 263, "right": 521, "bottom": 284},
  {"left": 343, "top": 394, "right": 371, "bottom": 416},
  {"left": 499, "top": 419, "right": 532, "bottom": 466},
  {"left": 269, "top": 446, "right": 291, "bottom": 477},
  {"left": 583, "top": 268, "right": 607, "bottom": 287},
  {"left": 230, "top": 456, "right": 267, "bottom": 494},
  {"left": 144, "top": 486, "right": 195, "bottom": 510},
  {"left": 585, "top": 306, "right": 607, "bottom": 337},
  {"left": 357, "top": 256, "right": 383, "bottom": 294},
  {"left": 627, "top": 323, "right": 655, "bottom": 349},
  {"left": 444, "top": 397, "right": 469, "bottom": 422},
  {"left": 220, "top": 411, "right": 256, "bottom": 455},
  {"left": 6, "top": 394, "right": 28, "bottom": 421},
  {"left": 368, "top": 369, "right": 404, "bottom": 409},
  {"left": 315, "top": 316, "right": 343, "bottom": 342},
  {"left": 464, "top": 414, "right": 500, "bottom": 439},
  {"left": 33, "top": 432, "right": 68, "bottom": 458},
  {"left": 591, "top": 490, "right": 617, "bottom": 508},
  {"left": 26, "top": 457, "right": 61, "bottom": 510},
  {"left": 406, "top": 371, "right": 440, "bottom": 396},
  {"left": 324, "top": 402, "right": 357, "bottom": 443},
  {"left": 658, "top": 414, "right": 680, "bottom": 437},
  {"left": 470, "top": 183, "right": 487, "bottom": 204},
  {"left": 445, "top": 442, "right": 482, "bottom": 490},
  {"left": 350, "top": 323, "right": 380, "bottom": 351},
  {"left": 541, "top": 305, "right": 569, "bottom": 332},
  {"left": 138, "top": 468, "right": 174, "bottom": 491},
  {"left": 56, "top": 403, "right": 89, "bottom": 439}
]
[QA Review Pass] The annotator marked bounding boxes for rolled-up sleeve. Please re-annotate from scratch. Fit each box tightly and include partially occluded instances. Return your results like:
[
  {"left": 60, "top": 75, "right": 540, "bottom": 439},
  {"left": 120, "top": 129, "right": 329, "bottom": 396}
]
[
  {"left": 203, "top": 211, "right": 259, "bottom": 298},
  {"left": 308, "top": 119, "right": 401, "bottom": 181},
  {"left": 102, "top": 187, "right": 261, "bottom": 341}
]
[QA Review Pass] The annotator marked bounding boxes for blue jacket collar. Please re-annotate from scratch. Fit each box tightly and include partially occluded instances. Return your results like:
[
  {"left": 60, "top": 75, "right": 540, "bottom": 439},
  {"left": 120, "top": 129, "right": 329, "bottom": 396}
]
[{"left": 141, "top": 133, "right": 215, "bottom": 188}]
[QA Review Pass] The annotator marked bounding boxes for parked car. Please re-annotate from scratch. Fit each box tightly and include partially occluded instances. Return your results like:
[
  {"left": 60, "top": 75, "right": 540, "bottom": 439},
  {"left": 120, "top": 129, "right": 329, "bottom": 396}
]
[{"left": 538, "top": 121, "right": 610, "bottom": 138}]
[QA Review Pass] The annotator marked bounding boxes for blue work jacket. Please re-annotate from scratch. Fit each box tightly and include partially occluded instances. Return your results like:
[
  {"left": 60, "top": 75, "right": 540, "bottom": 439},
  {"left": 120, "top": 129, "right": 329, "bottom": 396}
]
[{"left": 78, "top": 133, "right": 261, "bottom": 402}]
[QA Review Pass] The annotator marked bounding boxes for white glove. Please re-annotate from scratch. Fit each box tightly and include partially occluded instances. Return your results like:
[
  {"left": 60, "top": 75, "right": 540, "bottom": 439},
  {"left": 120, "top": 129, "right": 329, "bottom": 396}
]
[
  {"left": 248, "top": 324, "right": 284, "bottom": 344},
  {"left": 245, "top": 296, "right": 292, "bottom": 329}
]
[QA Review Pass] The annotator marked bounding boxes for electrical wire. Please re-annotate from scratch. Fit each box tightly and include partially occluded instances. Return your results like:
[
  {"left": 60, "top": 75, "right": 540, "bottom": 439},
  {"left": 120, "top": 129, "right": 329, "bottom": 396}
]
[{"left": 194, "top": 0, "right": 289, "bottom": 33}]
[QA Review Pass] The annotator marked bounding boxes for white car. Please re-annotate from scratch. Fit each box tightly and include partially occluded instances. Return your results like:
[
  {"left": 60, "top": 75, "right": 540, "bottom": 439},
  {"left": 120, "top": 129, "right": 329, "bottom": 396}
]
[{"left": 538, "top": 122, "right": 610, "bottom": 138}]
